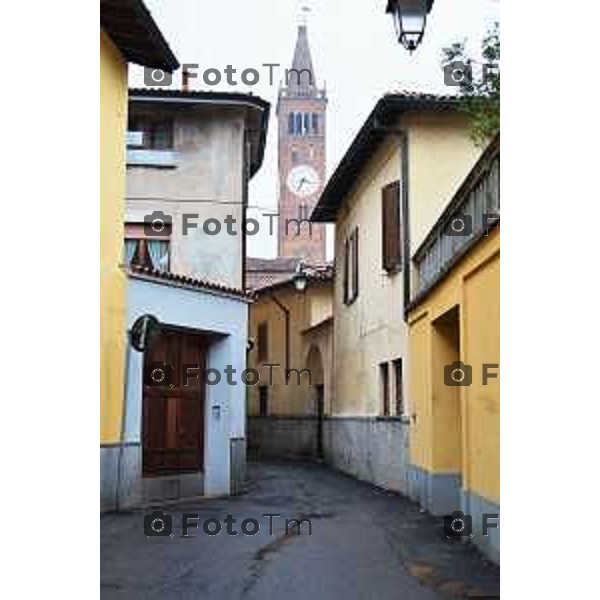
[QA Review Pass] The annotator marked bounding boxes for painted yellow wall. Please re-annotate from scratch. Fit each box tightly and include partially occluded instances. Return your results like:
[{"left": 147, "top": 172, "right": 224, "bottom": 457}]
[
  {"left": 247, "top": 284, "right": 333, "bottom": 416},
  {"left": 100, "top": 30, "right": 128, "bottom": 443},
  {"left": 407, "top": 228, "right": 500, "bottom": 504},
  {"left": 332, "top": 110, "right": 478, "bottom": 417}
]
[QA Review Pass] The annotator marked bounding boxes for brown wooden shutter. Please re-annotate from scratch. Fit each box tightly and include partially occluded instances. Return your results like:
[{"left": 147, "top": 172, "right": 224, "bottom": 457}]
[
  {"left": 352, "top": 227, "right": 359, "bottom": 302},
  {"left": 257, "top": 322, "right": 268, "bottom": 361},
  {"left": 381, "top": 181, "right": 402, "bottom": 273},
  {"left": 343, "top": 238, "right": 349, "bottom": 304}
]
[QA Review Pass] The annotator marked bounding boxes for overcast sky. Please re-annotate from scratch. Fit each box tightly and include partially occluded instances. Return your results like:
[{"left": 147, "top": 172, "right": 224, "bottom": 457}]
[{"left": 131, "top": 0, "right": 500, "bottom": 259}]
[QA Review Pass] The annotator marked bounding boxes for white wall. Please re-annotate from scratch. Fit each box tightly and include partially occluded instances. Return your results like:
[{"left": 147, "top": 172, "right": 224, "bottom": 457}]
[{"left": 124, "top": 275, "right": 249, "bottom": 497}]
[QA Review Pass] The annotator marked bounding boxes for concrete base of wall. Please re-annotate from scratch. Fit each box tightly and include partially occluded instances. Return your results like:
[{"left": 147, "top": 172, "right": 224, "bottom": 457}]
[
  {"left": 323, "top": 417, "right": 410, "bottom": 494},
  {"left": 100, "top": 444, "right": 204, "bottom": 512},
  {"left": 407, "top": 464, "right": 462, "bottom": 516},
  {"left": 248, "top": 416, "right": 319, "bottom": 460},
  {"left": 230, "top": 438, "right": 246, "bottom": 495},
  {"left": 462, "top": 489, "right": 500, "bottom": 565}
]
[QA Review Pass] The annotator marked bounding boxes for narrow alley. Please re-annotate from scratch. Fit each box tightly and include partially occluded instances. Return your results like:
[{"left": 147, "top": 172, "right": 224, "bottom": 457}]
[{"left": 101, "top": 462, "right": 499, "bottom": 600}]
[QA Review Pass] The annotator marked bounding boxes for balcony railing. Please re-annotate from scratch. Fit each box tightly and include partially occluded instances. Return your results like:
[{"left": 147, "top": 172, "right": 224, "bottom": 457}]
[{"left": 412, "top": 135, "right": 500, "bottom": 299}]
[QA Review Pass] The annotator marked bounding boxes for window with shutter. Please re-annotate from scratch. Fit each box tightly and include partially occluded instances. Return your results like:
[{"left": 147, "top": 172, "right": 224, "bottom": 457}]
[
  {"left": 381, "top": 181, "right": 402, "bottom": 273},
  {"left": 257, "top": 322, "right": 268, "bottom": 361},
  {"left": 343, "top": 228, "right": 359, "bottom": 305}
]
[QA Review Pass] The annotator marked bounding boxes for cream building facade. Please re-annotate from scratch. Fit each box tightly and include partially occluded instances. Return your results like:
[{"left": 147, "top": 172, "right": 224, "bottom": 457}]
[{"left": 311, "top": 92, "right": 481, "bottom": 493}]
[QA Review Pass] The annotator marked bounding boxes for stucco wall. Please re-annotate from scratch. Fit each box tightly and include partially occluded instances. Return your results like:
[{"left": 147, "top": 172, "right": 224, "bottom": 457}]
[
  {"left": 126, "top": 106, "right": 247, "bottom": 289},
  {"left": 100, "top": 31, "right": 128, "bottom": 444},
  {"left": 407, "top": 228, "right": 500, "bottom": 563},
  {"left": 332, "top": 111, "right": 478, "bottom": 419},
  {"left": 100, "top": 275, "right": 249, "bottom": 511},
  {"left": 247, "top": 283, "right": 333, "bottom": 417}
]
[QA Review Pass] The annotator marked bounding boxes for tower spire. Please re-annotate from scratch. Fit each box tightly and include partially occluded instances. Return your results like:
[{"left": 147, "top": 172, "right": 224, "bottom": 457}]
[{"left": 288, "top": 11, "right": 316, "bottom": 96}]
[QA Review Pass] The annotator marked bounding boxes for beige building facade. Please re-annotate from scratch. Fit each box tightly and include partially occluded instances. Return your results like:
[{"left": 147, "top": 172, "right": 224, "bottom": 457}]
[{"left": 311, "top": 92, "right": 480, "bottom": 493}]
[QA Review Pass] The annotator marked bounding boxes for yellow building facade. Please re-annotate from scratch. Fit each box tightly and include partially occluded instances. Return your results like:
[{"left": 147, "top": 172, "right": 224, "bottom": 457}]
[
  {"left": 407, "top": 136, "right": 500, "bottom": 563},
  {"left": 100, "top": 30, "right": 128, "bottom": 444},
  {"left": 100, "top": 0, "right": 178, "bottom": 511},
  {"left": 246, "top": 269, "right": 333, "bottom": 458}
]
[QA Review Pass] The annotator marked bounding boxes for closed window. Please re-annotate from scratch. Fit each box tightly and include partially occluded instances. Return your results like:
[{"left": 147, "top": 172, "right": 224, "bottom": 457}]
[
  {"left": 259, "top": 386, "right": 268, "bottom": 416},
  {"left": 288, "top": 113, "right": 295, "bottom": 135},
  {"left": 312, "top": 113, "right": 319, "bottom": 134},
  {"left": 343, "top": 227, "right": 359, "bottom": 305},
  {"left": 380, "top": 362, "right": 390, "bottom": 416},
  {"left": 257, "top": 321, "right": 268, "bottom": 361},
  {"left": 393, "top": 358, "right": 404, "bottom": 416},
  {"left": 381, "top": 180, "right": 402, "bottom": 273}
]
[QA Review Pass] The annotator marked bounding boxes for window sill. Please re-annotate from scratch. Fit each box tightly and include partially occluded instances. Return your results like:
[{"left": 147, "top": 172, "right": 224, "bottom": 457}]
[{"left": 126, "top": 149, "right": 179, "bottom": 168}]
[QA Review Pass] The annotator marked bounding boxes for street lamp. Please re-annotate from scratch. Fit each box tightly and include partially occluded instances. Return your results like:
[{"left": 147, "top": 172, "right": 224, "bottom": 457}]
[
  {"left": 386, "top": 0, "right": 434, "bottom": 53},
  {"left": 292, "top": 260, "right": 308, "bottom": 292}
]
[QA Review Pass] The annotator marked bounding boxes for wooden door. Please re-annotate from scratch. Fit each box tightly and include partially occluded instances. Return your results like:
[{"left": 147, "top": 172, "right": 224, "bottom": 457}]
[{"left": 142, "top": 330, "right": 206, "bottom": 477}]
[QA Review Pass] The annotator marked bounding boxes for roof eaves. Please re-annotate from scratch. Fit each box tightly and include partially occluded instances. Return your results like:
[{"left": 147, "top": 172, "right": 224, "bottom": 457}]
[
  {"left": 310, "top": 92, "right": 461, "bottom": 222},
  {"left": 101, "top": 0, "right": 179, "bottom": 71}
]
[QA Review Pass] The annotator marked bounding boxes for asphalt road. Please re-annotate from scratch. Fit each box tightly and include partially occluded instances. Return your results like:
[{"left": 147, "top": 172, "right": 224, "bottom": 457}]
[{"left": 101, "top": 462, "right": 499, "bottom": 599}]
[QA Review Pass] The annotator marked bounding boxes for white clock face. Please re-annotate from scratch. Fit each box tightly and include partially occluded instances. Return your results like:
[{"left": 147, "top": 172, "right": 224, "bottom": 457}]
[{"left": 286, "top": 165, "right": 321, "bottom": 198}]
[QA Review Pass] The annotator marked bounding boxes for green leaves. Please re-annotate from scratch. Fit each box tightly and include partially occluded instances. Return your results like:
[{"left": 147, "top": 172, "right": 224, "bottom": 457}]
[{"left": 443, "top": 23, "right": 500, "bottom": 147}]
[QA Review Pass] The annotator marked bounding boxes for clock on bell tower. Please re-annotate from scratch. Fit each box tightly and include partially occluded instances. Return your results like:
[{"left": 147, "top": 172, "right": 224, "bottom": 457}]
[{"left": 276, "top": 22, "right": 327, "bottom": 263}]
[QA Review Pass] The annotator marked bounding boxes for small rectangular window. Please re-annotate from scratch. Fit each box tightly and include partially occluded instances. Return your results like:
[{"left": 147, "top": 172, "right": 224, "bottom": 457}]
[
  {"left": 380, "top": 362, "right": 390, "bottom": 416},
  {"left": 259, "top": 386, "right": 268, "bottom": 416},
  {"left": 343, "top": 227, "right": 359, "bottom": 305},
  {"left": 393, "top": 358, "right": 404, "bottom": 416},
  {"left": 127, "top": 117, "right": 174, "bottom": 150},
  {"left": 257, "top": 322, "right": 268, "bottom": 362},
  {"left": 124, "top": 224, "right": 170, "bottom": 271}
]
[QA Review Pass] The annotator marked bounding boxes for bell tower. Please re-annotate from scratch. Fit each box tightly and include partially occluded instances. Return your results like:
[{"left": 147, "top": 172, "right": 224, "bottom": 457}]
[{"left": 276, "top": 20, "right": 327, "bottom": 263}]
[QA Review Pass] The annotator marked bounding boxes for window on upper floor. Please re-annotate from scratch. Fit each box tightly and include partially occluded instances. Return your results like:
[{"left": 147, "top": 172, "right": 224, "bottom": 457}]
[
  {"left": 343, "top": 227, "right": 359, "bottom": 305},
  {"left": 127, "top": 117, "right": 174, "bottom": 150},
  {"left": 312, "top": 113, "right": 319, "bottom": 134},
  {"left": 381, "top": 180, "right": 402, "bottom": 274},
  {"left": 123, "top": 223, "right": 171, "bottom": 271}
]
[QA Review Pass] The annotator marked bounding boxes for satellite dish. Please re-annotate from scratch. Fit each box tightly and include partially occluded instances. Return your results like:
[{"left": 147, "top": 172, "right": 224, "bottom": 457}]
[{"left": 130, "top": 314, "right": 161, "bottom": 352}]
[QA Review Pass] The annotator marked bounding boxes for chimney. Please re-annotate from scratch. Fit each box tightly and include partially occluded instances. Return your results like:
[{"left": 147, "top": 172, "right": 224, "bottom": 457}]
[{"left": 182, "top": 68, "right": 190, "bottom": 93}]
